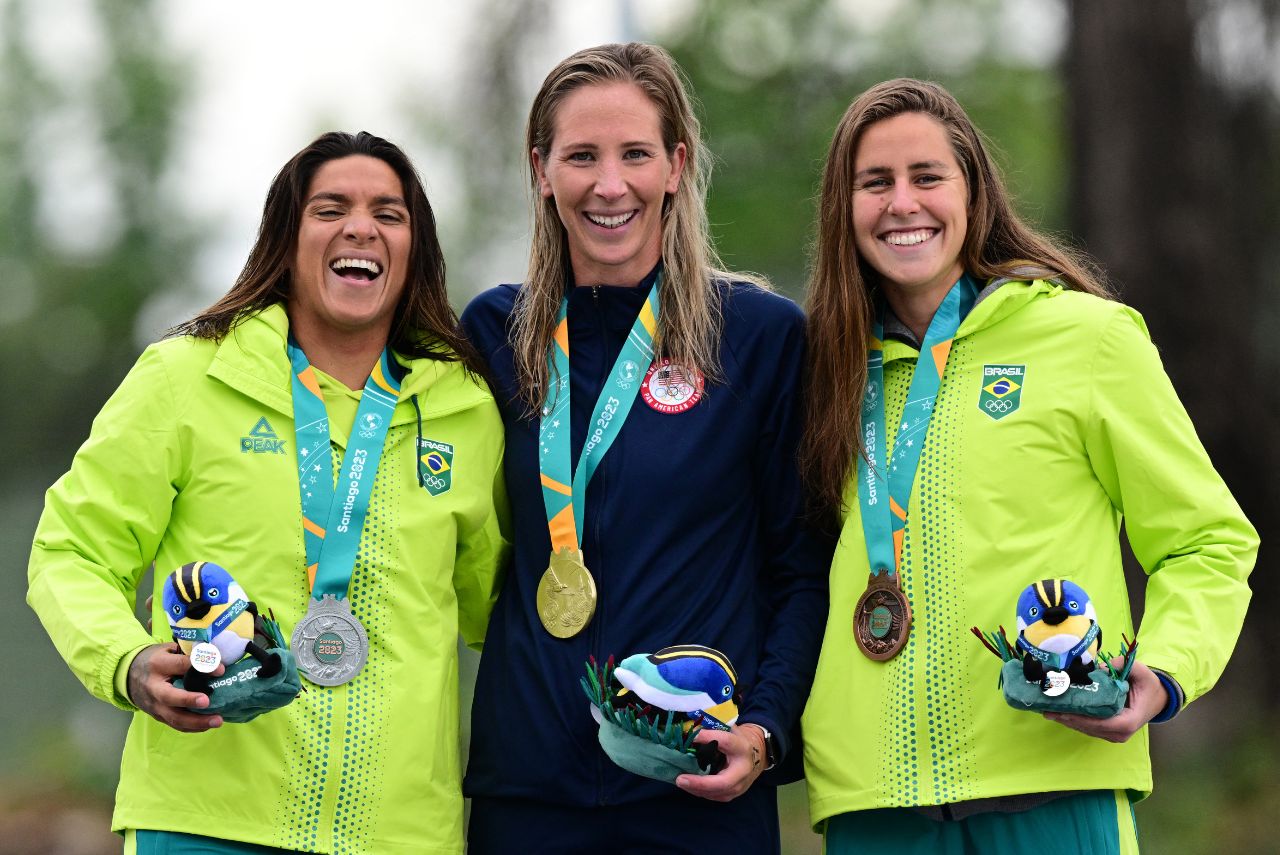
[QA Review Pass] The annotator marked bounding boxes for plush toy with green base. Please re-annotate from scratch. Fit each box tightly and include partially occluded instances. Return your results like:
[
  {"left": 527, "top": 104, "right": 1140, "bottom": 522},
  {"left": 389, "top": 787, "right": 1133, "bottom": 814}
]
[
  {"left": 581, "top": 645, "right": 740, "bottom": 784},
  {"left": 164, "top": 561, "right": 301, "bottom": 723},
  {"left": 972, "top": 578, "right": 1137, "bottom": 719}
]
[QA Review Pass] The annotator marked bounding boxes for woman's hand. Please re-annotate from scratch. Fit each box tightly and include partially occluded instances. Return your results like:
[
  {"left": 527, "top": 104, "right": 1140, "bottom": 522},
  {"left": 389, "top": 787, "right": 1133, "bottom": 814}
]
[
  {"left": 126, "top": 643, "right": 225, "bottom": 733},
  {"left": 1043, "top": 659, "right": 1168, "bottom": 743},
  {"left": 674, "top": 724, "right": 767, "bottom": 802}
]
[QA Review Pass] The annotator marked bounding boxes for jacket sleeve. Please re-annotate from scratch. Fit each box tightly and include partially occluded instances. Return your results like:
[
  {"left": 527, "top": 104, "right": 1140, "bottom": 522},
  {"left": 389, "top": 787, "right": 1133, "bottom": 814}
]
[
  {"left": 27, "top": 346, "right": 181, "bottom": 710},
  {"left": 735, "top": 299, "right": 833, "bottom": 762},
  {"left": 452, "top": 414, "right": 511, "bottom": 652},
  {"left": 1084, "top": 307, "right": 1257, "bottom": 705}
]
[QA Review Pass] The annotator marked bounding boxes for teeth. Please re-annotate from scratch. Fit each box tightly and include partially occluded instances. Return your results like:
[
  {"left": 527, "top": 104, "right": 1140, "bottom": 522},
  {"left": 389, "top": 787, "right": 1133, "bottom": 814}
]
[
  {"left": 883, "top": 229, "right": 935, "bottom": 246},
  {"left": 330, "top": 258, "right": 382, "bottom": 276},
  {"left": 586, "top": 211, "right": 636, "bottom": 228}
]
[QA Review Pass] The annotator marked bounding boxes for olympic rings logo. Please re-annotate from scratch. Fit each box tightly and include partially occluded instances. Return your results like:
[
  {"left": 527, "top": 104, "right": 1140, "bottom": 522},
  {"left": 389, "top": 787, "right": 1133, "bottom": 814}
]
[{"left": 985, "top": 399, "right": 1014, "bottom": 413}]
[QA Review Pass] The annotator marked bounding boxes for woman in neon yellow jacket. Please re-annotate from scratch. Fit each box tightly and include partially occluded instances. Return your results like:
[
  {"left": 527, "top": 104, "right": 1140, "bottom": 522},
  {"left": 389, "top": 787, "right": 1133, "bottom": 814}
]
[
  {"left": 799, "top": 79, "right": 1257, "bottom": 854},
  {"left": 28, "top": 131, "right": 508, "bottom": 855}
]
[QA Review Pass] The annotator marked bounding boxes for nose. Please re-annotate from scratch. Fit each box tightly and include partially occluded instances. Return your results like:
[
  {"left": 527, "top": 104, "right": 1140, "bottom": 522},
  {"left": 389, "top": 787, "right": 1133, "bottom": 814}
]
[
  {"left": 186, "top": 600, "right": 212, "bottom": 620},
  {"left": 886, "top": 179, "right": 919, "bottom": 216},
  {"left": 343, "top": 212, "right": 377, "bottom": 241},
  {"left": 593, "top": 159, "right": 626, "bottom": 201}
]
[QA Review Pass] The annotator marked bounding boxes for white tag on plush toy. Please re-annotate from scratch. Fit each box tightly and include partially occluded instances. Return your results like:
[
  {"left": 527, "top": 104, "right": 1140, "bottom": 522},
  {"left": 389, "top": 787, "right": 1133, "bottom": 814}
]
[
  {"left": 1043, "top": 670, "right": 1070, "bottom": 697},
  {"left": 190, "top": 642, "right": 222, "bottom": 674}
]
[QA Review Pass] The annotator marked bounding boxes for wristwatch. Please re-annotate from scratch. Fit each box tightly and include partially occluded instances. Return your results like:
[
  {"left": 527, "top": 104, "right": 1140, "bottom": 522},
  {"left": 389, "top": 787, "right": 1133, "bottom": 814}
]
[{"left": 742, "top": 722, "right": 777, "bottom": 770}]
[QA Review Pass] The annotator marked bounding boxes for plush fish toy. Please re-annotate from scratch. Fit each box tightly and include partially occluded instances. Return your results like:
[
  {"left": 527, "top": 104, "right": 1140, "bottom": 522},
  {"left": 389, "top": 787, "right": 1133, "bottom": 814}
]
[
  {"left": 971, "top": 578, "right": 1136, "bottom": 717},
  {"left": 582, "top": 645, "right": 739, "bottom": 784},
  {"left": 1015, "top": 578, "right": 1100, "bottom": 687},
  {"left": 162, "top": 561, "right": 282, "bottom": 697}
]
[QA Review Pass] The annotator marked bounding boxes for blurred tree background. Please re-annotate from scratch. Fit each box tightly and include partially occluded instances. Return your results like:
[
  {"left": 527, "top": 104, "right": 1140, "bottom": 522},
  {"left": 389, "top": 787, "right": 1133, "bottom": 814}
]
[{"left": 2, "top": 0, "right": 1276, "bottom": 853}]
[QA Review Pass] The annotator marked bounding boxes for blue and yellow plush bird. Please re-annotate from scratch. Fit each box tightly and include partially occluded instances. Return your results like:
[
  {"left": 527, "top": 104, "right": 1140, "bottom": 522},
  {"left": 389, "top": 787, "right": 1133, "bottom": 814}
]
[
  {"left": 162, "top": 561, "right": 281, "bottom": 696},
  {"left": 1015, "top": 578, "right": 1100, "bottom": 686},
  {"left": 613, "top": 645, "right": 740, "bottom": 732}
]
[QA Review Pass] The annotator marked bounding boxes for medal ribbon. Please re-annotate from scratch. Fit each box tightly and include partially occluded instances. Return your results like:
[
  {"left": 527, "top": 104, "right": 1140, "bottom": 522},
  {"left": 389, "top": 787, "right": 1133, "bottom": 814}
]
[
  {"left": 289, "top": 339, "right": 401, "bottom": 599},
  {"left": 857, "top": 275, "right": 979, "bottom": 577},
  {"left": 539, "top": 277, "right": 660, "bottom": 550},
  {"left": 171, "top": 598, "right": 250, "bottom": 644}
]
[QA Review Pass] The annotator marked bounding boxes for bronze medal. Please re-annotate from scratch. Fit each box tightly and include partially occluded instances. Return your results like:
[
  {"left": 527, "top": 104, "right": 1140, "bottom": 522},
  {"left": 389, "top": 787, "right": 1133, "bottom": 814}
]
[
  {"left": 537, "top": 547, "right": 597, "bottom": 638},
  {"left": 853, "top": 572, "right": 911, "bottom": 660}
]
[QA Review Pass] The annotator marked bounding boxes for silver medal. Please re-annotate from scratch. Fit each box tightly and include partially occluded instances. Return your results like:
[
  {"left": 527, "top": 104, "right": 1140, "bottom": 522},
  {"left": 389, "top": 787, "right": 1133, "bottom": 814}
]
[{"left": 291, "top": 594, "right": 369, "bottom": 687}]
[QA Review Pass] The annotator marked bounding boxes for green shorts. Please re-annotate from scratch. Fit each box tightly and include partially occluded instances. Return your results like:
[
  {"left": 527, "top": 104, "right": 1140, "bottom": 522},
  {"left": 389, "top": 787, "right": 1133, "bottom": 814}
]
[
  {"left": 125, "top": 830, "right": 296, "bottom": 855},
  {"left": 825, "top": 790, "right": 1139, "bottom": 855}
]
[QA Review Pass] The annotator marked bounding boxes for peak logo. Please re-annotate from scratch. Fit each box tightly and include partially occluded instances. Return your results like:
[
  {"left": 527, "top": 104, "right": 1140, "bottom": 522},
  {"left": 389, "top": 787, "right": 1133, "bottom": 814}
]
[
  {"left": 978, "top": 364, "right": 1025, "bottom": 421},
  {"left": 240, "top": 417, "right": 287, "bottom": 454}
]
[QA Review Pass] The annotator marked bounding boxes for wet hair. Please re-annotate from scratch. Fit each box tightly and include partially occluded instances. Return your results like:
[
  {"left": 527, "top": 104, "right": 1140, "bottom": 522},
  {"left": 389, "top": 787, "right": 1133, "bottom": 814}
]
[
  {"left": 801, "top": 78, "right": 1111, "bottom": 524},
  {"left": 170, "top": 131, "right": 478, "bottom": 370},
  {"left": 509, "top": 42, "right": 762, "bottom": 414}
]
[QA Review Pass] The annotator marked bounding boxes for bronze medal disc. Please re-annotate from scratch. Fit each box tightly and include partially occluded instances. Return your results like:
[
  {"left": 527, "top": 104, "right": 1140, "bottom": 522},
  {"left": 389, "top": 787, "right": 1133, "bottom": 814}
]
[
  {"left": 537, "top": 547, "right": 598, "bottom": 638},
  {"left": 853, "top": 572, "right": 912, "bottom": 661}
]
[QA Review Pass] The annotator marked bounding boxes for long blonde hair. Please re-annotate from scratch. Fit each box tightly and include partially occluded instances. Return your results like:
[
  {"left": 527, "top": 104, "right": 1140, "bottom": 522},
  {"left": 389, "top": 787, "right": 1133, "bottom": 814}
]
[
  {"left": 801, "top": 78, "right": 1111, "bottom": 526},
  {"left": 510, "top": 42, "right": 755, "bottom": 413}
]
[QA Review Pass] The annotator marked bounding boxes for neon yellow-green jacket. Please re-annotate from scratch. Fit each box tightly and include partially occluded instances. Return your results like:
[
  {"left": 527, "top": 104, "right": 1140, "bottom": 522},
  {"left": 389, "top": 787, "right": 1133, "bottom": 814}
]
[
  {"left": 29, "top": 304, "right": 508, "bottom": 854},
  {"left": 802, "top": 281, "right": 1256, "bottom": 827}
]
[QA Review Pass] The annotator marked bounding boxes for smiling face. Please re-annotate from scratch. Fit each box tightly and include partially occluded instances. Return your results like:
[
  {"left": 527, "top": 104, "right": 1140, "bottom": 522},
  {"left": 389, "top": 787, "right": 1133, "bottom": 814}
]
[
  {"left": 288, "top": 155, "right": 411, "bottom": 351},
  {"left": 532, "top": 81, "right": 687, "bottom": 287},
  {"left": 852, "top": 112, "right": 968, "bottom": 305}
]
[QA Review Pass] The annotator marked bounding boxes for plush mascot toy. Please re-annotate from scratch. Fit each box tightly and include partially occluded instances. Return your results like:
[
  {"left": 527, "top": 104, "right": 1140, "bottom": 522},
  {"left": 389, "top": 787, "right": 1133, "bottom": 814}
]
[
  {"left": 972, "top": 578, "right": 1136, "bottom": 717},
  {"left": 162, "top": 561, "right": 299, "bottom": 721},
  {"left": 582, "top": 645, "right": 738, "bottom": 784}
]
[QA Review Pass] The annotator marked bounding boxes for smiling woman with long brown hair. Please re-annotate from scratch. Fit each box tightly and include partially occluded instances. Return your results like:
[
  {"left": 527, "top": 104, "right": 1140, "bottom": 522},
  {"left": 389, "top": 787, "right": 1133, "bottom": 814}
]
[
  {"left": 799, "top": 78, "right": 1256, "bottom": 854},
  {"left": 29, "top": 131, "right": 507, "bottom": 855}
]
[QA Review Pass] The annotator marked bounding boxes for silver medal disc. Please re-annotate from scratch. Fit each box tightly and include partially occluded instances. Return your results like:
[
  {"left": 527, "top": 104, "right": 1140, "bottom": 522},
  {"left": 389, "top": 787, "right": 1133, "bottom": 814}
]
[{"left": 291, "top": 594, "right": 369, "bottom": 687}]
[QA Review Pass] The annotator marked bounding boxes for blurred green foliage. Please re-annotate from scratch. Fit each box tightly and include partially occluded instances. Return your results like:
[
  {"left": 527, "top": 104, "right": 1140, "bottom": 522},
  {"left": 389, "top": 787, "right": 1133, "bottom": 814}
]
[{"left": 3, "top": 1, "right": 1276, "bottom": 853}]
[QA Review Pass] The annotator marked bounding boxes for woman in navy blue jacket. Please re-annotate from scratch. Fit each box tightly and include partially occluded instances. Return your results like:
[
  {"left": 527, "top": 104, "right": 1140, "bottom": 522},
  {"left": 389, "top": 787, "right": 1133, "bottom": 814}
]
[{"left": 461, "top": 42, "right": 830, "bottom": 854}]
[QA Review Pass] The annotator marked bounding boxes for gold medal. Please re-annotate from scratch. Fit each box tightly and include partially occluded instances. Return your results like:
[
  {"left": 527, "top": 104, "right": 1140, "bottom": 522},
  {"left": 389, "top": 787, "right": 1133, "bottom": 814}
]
[
  {"left": 853, "top": 572, "right": 911, "bottom": 660},
  {"left": 537, "top": 547, "right": 597, "bottom": 638}
]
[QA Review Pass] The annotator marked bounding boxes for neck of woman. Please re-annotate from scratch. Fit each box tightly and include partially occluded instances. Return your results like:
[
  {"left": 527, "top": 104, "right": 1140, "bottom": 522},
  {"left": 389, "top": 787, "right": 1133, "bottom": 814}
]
[
  {"left": 289, "top": 321, "right": 390, "bottom": 391},
  {"left": 883, "top": 288, "right": 946, "bottom": 345}
]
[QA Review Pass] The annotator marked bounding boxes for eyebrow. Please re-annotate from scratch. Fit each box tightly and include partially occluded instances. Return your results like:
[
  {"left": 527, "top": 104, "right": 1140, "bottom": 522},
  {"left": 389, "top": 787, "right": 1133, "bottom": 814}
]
[
  {"left": 306, "top": 191, "right": 408, "bottom": 207},
  {"left": 854, "top": 160, "right": 950, "bottom": 180},
  {"left": 559, "top": 139, "right": 659, "bottom": 151}
]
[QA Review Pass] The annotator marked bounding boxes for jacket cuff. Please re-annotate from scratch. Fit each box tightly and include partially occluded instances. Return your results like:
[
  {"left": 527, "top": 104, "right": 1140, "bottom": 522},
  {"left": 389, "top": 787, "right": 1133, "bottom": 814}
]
[
  {"left": 106, "top": 640, "right": 153, "bottom": 712},
  {"left": 1149, "top": 668, "right": 1185, "bottom": 723}
]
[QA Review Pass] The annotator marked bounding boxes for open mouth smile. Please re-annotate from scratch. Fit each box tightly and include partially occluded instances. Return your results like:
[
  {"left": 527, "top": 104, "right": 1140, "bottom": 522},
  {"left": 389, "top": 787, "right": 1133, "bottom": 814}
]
[
  {"left": 329, "top": 257, "right": 383, "bottom": 282},
  {"left": 880, "top": 228, "right": 938, "bottom": 247},
  {"left": 585, "top": 210, "right": 637, "bottom": 229}
]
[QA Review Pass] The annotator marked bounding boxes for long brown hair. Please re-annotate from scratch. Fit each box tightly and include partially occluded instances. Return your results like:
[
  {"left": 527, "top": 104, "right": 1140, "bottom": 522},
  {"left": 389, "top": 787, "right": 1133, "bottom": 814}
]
[
  {"left": 510, "top": 42, "right": 761, "bottom": 414},
  {"left": 170, "top": 131, "right": 479, "bottom": 371},
  {"left": 801, "top": 78, "right": 1111, "bottom": 526}
]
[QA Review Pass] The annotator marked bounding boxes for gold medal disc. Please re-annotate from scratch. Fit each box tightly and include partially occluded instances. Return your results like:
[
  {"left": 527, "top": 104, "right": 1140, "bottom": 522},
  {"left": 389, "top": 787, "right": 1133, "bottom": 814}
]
[
  {"left": 854, "top": 572, "right": 912, "bottom": 660},
  {"left": 537, "top": 547, "right": 597, "bottom": 638}
]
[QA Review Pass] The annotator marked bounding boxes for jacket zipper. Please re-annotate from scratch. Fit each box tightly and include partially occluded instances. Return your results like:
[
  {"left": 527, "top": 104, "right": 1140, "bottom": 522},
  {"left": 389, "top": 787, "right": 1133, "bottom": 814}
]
[{"left": 589, "top": 284, "right": 609, "bottom": 805}]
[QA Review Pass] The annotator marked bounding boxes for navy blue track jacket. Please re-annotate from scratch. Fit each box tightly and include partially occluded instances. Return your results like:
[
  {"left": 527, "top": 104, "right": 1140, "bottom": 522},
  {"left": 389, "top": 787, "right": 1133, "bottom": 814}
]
[{"left": 461, "top": 270, "right": 831, "bottom": 807}]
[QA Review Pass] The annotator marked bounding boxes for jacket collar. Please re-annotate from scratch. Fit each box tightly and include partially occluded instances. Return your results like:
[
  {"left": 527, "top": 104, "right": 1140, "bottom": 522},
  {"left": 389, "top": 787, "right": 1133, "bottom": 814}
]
[
  {"left": 882, "top": 278, "right": 1062, "bottom": 364},
  {"left": 206, "top": 303, "right": 489, "bottom": 423}
]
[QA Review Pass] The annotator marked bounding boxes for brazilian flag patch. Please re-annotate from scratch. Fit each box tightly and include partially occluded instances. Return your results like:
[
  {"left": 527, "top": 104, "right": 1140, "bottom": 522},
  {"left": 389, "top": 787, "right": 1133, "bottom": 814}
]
[
  {"left": 418, "top": 438, "right": 454, "bottom": 496},
  {"left": 978, "top": 364, "right": 1025, "bottom": 421}
]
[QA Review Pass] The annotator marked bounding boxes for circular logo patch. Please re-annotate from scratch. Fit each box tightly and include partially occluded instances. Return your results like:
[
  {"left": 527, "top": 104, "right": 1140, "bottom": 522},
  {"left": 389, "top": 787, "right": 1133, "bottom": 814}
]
[
  {"left": 869, "top": 605, "right": 893, "bottom": 638},
  {"left": 641, "top": 360, "right": 704, "bottom": 414},
  {"left": 314, "top": 632, "right": 346, "bottom": 664}
]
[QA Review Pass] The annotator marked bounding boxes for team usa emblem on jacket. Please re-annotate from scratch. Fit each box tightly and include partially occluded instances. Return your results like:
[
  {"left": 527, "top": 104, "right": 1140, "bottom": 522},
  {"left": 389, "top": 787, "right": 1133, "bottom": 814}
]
[
  {"left": 978, "top": 364, "right": 1025, "bottom": 420},
  {"left": 641, "top": 359, "right": 704, "bottom": 414}
]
